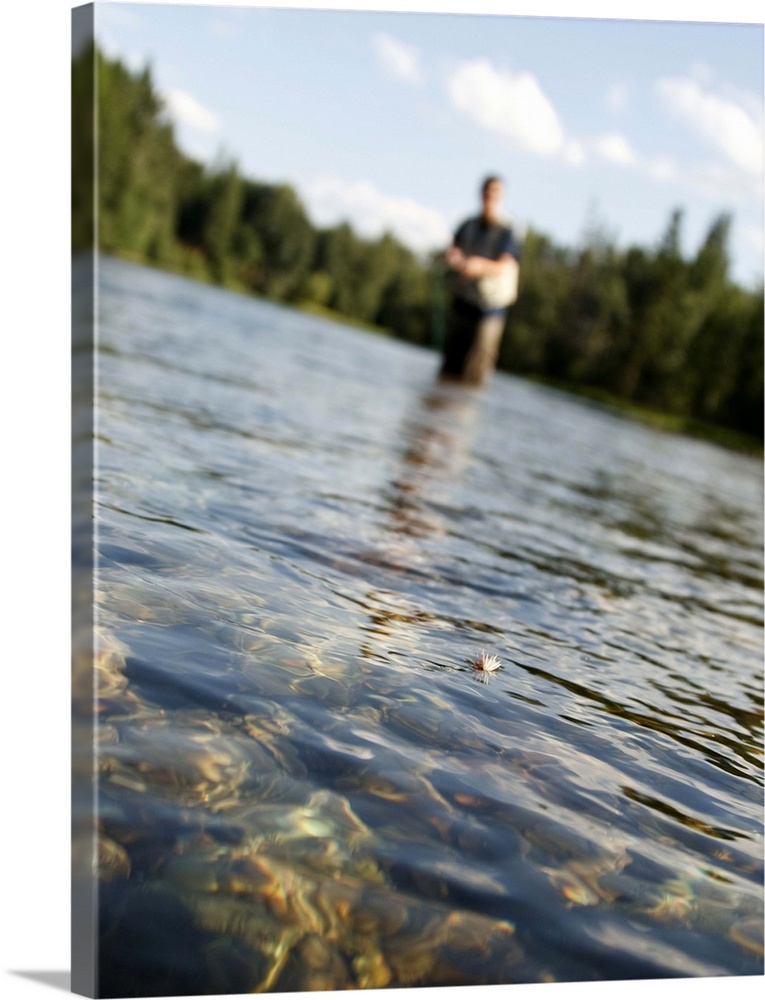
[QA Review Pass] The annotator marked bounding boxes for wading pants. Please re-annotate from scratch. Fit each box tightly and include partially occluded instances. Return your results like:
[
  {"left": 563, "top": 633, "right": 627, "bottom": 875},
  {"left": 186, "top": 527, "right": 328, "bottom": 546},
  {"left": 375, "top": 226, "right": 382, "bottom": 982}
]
[{"left": 440, "top": 301, "right": 506, "bottom": 386}]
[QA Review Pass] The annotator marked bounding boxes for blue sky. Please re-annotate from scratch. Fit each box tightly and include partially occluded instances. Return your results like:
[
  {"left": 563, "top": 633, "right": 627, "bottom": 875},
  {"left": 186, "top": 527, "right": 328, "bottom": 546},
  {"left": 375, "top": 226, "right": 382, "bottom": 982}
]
[
  {"left": 93, "top": 1, "right": 764, "bottom": 286},
  {"left": 91, "top": 1, "right": 764, "bottom": 287}
]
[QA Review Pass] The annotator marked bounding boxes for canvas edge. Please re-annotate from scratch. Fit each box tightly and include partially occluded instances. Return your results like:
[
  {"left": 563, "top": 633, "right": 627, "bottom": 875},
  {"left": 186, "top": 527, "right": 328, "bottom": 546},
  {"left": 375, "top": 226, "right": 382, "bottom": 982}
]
[{"left": 72, "top": 3, "right": 97, "bottom": 996}]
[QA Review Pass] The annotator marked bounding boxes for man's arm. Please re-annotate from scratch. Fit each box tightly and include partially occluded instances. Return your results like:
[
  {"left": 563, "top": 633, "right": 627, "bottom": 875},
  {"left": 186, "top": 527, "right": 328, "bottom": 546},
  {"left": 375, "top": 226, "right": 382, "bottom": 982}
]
[
  {"left": 459, "top": 251, "right": 515, "bottom": 280},
  {"left": 446, "top": 244, "right": 467, "bottom": 270}
]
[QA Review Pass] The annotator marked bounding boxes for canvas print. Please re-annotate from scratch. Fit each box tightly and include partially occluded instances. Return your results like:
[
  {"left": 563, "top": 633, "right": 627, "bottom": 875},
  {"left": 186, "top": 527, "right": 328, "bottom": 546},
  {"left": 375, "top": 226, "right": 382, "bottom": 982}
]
[{"left": 71, "top": 2, "right": 764, "bottom": 997}]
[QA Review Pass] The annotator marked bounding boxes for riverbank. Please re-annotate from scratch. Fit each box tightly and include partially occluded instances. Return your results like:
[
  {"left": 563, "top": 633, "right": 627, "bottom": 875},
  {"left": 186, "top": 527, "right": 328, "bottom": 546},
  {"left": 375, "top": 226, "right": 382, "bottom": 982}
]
[{"left": 525, "top": 375, "right": 764, "bottom": 459}]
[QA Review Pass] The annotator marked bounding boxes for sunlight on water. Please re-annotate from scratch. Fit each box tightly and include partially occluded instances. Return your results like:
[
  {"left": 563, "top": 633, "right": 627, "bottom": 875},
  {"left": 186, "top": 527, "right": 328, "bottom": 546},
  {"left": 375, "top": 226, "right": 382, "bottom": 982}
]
[{"left": 86, "top": 258, "right": 763, "bottom": 995}]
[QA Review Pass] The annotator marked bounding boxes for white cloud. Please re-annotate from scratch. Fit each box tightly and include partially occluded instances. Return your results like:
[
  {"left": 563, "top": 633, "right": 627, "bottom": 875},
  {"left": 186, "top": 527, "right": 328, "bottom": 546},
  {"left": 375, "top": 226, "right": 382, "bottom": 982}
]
[
  {"left": 691, "top": 161, "right": 764, "bottom": 204},
  {"left": 589, "top": 135, "right": 678, "bottom": 184},
  {"left": 646, "top": 157, "right": 677, "bottom": 181},
  {"left": 605, "top": 84, "right": 629, "bottom": 114},
  {"left": 446, "top": 58, "right": 566, "bottom": 158},
  {"left": 300, "top": 175, "right": 451, "bottom": 255},
  {"left": 594, "top": 132, "right": 637, "bottom": 167},
  {"left": 374, "top": 33, "right": 423, "bottom": 85},
  {"left": 563, "top": 140, "right": 587, "bottom": 167},
  {"left": 656, "top": 76, "right": 763, "bottom": 176},
  {"left": 589, "top": 132, "right": 760, "bottom": 202},
  {"left": 162, "top": 89, "right": 220, "bottom": 135}
]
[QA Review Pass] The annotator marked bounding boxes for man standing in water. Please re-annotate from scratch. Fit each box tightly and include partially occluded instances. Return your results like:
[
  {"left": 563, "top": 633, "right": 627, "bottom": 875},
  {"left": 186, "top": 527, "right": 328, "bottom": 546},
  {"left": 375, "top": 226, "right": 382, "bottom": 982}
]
[{"left": 441, "top": 176, "right": 521, "bottom": 385}]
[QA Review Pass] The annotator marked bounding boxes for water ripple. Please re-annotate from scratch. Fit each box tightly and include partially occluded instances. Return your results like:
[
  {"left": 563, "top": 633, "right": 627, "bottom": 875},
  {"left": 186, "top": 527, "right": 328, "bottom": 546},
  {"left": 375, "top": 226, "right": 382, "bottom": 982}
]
[{"left": 90, "top": 258, "right": 764, "bottom": 990}]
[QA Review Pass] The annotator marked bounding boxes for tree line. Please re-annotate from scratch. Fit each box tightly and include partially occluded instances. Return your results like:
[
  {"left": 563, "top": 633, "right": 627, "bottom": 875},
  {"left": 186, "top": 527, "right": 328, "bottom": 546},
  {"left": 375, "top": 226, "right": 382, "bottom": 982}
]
[
  {"left": 502, "top": 212, "right": 763, "bottom": 442},
  {"left": 73, "top": 45, "right": 763, "bottom": 444}
]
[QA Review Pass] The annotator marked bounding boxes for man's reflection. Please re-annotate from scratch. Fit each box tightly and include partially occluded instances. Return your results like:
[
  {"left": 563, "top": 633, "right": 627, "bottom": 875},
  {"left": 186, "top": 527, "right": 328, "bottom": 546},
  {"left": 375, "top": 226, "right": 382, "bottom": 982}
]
[
  {"left": 356, "top": 379, "right": 483, "bottom": 665},
  {"left": 386, "top": 378, "right": 481, "bottom": 540}
]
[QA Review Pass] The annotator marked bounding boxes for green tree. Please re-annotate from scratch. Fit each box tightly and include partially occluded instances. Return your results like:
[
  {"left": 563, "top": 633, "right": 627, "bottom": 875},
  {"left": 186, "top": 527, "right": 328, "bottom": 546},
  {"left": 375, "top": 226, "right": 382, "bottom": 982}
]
[
  {"left": 551, "top": 243, "right": 629, "bottom": 385},
  {"left": 502, "top": 229, "right": 573, "bottom": 374},
  {"left": 376, "top": 245, "right": 433, "bottom": 345},
  {"left": 243, "top": 183, "right": 316, "bottom": 300},
  {"left": 202, "top": 162, "right": 244, "bottom": 284},
  {"left": 72, "top": 42, "right": 95, "bottom": 253},
  {"left": 729, "top": 290, "right": 764, "bottom": 438},
  {"left": 688, "top": 282, "right": 761, "bottom": 427},
  {"left": 315, "top": 223, "right": 362, "bottom": 316},
  {"left": 617, "top": 210, "right": 703, "bottom": 409},
  {"left": 97, "top": 51, "right": 181, "bottom": 262}
]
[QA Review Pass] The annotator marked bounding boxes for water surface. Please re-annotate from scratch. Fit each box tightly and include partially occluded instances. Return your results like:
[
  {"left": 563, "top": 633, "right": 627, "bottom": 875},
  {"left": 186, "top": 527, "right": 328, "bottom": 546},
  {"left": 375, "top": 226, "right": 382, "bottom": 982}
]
[{"left": 90, "top": 257, "right": 763, "bottom": 995}]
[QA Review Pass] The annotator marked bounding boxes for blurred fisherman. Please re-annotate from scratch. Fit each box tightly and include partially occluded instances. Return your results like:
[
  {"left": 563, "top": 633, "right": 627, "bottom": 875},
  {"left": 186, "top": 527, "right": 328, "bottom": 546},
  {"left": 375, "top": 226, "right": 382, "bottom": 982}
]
[{"left": 441, "top": 176, "right": 521, "bottom": 385}]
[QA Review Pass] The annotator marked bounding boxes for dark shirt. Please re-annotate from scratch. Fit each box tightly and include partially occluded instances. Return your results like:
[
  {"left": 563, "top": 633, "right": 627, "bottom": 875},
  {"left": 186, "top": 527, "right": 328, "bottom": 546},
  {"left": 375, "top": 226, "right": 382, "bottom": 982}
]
[
  {"left": 454, "top": 216, "right": 521, "bottom": 264},
  {"left": 452, "top": 216, "right": 521, "bottom": 316}
]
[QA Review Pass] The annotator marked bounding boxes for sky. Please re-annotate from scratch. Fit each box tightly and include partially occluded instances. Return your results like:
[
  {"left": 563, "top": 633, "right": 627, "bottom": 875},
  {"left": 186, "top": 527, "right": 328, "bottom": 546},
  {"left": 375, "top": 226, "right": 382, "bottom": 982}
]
[{"left": 91, "top": 0, "right": 764, "bottom": 286}]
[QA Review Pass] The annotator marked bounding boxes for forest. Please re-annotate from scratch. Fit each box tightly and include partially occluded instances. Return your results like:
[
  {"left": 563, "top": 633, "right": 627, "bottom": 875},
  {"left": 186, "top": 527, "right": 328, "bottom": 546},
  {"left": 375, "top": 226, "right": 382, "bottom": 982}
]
[{"left": 72, "top": 44, "right": 763, "bottom": 446}]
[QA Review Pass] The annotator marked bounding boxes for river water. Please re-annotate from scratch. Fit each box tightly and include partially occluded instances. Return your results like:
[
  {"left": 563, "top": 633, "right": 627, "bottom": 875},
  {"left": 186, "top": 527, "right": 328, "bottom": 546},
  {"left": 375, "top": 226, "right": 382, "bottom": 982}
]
[{"left": 90, "top": 257, "right": 763, "bottom": 995}]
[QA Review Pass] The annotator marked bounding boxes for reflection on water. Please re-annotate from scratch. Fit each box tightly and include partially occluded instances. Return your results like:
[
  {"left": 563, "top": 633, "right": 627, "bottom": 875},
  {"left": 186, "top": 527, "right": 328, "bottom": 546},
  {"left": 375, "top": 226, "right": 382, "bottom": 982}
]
[{"left": 86, "top": 258, "right": 763, "bottom": 996}]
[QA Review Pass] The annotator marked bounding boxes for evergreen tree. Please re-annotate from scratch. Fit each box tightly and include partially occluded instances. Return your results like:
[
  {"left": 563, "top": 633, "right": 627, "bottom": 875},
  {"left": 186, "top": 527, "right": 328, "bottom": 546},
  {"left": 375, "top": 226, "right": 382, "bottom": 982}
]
[
  {"left": 202, "top": 162, "right": 244, "bottom": 284},
  {"left": 97, "top": 51, "right": 181, "bottom": 262},
  {"left": 72, "top": 42, "right": 95, "bottom": 252},
  {"left": 244, "top": 183, "right": 316, "bottom": 300}
]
